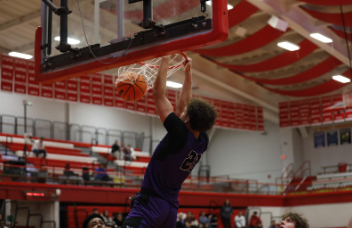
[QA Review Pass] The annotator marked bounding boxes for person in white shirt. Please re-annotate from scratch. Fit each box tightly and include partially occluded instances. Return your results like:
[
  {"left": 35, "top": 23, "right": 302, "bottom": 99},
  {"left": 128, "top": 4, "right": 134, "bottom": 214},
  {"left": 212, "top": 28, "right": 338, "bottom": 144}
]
[
  {"left": 235, "top": 211, "right": 246, "bottom": 228},
  {"left": 32, "top": 137, "right": 47, "bottom": 159}
]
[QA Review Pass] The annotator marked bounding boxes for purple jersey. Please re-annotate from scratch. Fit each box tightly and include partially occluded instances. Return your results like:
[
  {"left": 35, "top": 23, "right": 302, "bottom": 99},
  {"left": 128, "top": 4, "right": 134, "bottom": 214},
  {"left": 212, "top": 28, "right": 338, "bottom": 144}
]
[{"left": 141, "top": 113, "right": 209, "bottom": 208}]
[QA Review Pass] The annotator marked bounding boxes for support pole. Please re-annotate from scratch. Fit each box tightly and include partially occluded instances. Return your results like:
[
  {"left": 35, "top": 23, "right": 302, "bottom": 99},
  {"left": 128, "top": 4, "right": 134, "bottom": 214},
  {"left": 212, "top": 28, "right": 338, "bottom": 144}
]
[
  {"left": 60, "top": 0, "right": 68, "bottom": 44},
  {"left": 94, "top": 0, "right": 101, "bottom": 44},
  {"left": 24, "top": 104, "right": 27, "bottom": 134},
  {"left": 140, "top": 0, "right": 153, "bottom": 28},
  {"left": 40, "top": 1, "right": 48, "bottom": 63},
  {"left": 117, "top": 0, "right": 124, "bottom": 38},
  {"left": 47, "top": 0, "right": 53, "bottom": 56}
]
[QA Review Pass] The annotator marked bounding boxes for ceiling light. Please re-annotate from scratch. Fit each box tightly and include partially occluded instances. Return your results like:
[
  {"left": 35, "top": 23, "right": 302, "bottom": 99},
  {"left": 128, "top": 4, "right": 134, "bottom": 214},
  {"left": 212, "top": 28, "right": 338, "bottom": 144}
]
[
  {"left": 310, "top": 33, "right": 333, "bottom": 43},
  {"left": 54, "top": 36, "right": 80, "bottom": 45},
  {"left": 206, "top": 1, "right": 233, "bottom": 10},
  {"left": 8, "top": 52, "right": 33, "bottom": 59},
  {"left": 277, "top": 41, "right": 300, "bottom": 51},
  {"left": 166, "top": 81, "right": 183, "bottom": 88},
  {"left": 332, "top": 75, "right": 351, "bottom": 83}
]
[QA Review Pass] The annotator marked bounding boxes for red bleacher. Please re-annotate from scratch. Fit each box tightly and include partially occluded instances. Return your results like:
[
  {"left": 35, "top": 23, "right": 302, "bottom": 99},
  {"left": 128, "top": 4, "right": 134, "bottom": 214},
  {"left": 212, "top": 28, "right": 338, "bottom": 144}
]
[{"left": 1, "top": 143, "right": 88, "bottom": 157}]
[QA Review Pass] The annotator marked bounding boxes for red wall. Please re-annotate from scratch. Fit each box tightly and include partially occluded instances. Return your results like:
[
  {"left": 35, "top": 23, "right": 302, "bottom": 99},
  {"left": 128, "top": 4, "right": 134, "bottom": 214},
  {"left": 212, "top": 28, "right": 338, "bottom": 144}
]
[{"left": 2, "top": 182, "right": 352, "bottom": 207}]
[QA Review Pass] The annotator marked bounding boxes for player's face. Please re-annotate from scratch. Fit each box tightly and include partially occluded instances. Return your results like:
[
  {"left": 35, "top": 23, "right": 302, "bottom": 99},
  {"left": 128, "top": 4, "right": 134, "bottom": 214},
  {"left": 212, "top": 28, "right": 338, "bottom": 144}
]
[
  {"left": 281, "top": 217, "right": 295, "bottom": 228},
  {"left": 88, "top": 218, "right": 105, "bottom": 228}
]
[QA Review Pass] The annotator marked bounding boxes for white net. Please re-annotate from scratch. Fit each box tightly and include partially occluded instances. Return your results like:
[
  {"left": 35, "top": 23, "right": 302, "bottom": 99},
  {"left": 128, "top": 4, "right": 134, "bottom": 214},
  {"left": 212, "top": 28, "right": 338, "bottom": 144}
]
[
  {"left": 343, "top": 88, "right": 352, "bottom": 108},
  {"left": 116, "top": 54, "right": 186, "bottom": 90}
]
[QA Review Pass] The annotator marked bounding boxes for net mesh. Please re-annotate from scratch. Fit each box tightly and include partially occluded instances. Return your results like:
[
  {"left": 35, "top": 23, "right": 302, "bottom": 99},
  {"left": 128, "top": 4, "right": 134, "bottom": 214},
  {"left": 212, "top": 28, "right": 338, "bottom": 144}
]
[
  {"left": 116, "top": 54, "right": 185, "bottom": 90},
  {"left": 343, "top": 88, "right": 352, "bottom": 108}
]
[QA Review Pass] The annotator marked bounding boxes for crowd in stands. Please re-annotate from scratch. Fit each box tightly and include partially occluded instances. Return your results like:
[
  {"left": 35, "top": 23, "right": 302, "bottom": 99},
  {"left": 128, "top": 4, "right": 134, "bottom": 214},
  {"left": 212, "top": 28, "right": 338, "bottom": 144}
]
[
  {"left": 80, "top": 199, "right": 280, "bottom": 228},
  {"left": 4, "top": 132, "right": 140, "bottom": 185}
]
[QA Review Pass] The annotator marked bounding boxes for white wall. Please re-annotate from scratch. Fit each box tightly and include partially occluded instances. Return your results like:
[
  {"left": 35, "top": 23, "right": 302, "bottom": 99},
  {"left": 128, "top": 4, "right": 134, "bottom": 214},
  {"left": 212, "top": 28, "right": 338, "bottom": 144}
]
[
  {"left": 0, "top": 90, "right": 167, "bottom": 148},
  {"left": 206, "top": 120, "right": 282, "bottom": 183},
  {"left": 302, "top": 126, "right": 352, "bottom": 175},
  {"left": 292, "top": 129, "right": 304, "bottom": 171},
  {"left": 8, "top": 200, "right": 58, "bottom": 228},
  {"left": 0, "top": 91, "right": 66, "bottom": 122}
]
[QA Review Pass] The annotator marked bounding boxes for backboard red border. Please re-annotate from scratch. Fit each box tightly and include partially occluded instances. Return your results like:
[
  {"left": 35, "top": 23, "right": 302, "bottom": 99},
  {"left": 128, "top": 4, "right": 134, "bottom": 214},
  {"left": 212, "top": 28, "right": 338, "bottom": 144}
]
[{"left": 35, "top": 1, "right": 229, "bottom": 84}]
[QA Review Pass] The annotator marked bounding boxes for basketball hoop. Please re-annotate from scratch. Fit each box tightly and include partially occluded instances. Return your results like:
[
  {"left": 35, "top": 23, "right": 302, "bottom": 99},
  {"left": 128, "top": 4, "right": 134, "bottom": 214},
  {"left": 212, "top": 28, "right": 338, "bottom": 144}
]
[{"left": 116, "top": 52, "right": 187, "bottom": 90}]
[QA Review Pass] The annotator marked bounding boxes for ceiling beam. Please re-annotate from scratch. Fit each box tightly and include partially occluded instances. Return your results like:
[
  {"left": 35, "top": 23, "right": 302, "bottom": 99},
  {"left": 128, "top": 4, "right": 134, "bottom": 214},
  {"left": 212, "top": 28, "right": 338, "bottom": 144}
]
[
  {"left": 247, "top": 0, "right": 350, "bottom": 67},
  {"left": 0, "top": 10, "right": 41, "bottom": 33},
  {"left": 0, "top": 46, "right": 10, "bottom": 53},
  {"left": 192, "top": 68, "right": 278, "bottom": 114},
  {"left": 14, "top": 42, "right": 35, "bottom": 53}
]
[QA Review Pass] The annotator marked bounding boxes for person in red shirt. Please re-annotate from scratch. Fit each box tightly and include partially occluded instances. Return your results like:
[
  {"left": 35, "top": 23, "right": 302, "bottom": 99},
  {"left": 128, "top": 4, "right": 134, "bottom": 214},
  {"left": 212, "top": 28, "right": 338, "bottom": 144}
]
[{"left": 249, "top": 212, "right": 262, "bottom": 228}]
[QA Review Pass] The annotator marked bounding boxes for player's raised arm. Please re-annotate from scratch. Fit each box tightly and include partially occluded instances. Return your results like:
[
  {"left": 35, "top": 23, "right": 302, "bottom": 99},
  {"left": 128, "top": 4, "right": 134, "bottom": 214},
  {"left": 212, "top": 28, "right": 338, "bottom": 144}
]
[
  {"left": 153, "top": 56, "right": 174, "bottom": 123},
  {"left": 177, "top": 58, "right": 192, "bottom": 114}
]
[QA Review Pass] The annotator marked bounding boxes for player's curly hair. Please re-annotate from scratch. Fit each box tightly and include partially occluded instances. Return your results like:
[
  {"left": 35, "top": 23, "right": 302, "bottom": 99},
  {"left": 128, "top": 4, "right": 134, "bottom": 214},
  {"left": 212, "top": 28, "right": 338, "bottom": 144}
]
[
  {"left": 282, "top": 212, "right": 309, "bottom": 228},
  {"left": 186, "top": 98, "right": 218, "bottom": 132}
]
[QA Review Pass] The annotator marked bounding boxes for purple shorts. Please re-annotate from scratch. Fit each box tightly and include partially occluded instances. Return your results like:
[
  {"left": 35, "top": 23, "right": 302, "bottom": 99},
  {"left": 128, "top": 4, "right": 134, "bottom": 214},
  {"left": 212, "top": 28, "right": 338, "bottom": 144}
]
[{"left": 122, "top": 193, "right": 178, "bottom": 228}]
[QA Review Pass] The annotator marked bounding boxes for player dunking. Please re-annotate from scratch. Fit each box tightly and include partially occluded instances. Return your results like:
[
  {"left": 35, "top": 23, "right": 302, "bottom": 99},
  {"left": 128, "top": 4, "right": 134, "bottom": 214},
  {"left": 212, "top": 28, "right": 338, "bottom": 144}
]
[{"left": 121, "top": 56, "right": 218, "bottom": 228}]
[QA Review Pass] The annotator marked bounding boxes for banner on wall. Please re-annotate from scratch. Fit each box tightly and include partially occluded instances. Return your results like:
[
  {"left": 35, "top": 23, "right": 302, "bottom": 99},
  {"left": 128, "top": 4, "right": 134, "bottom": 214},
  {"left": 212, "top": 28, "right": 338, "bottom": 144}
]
[
  {"left": 103, "top": 75, "right": 113, "bottom": 107},
  {"left": 327, "top": 131, "right": 338, "bottom": 146},
  {"left": 340, "top": 128, "right": 351, "bottom": 145},
  {"left": 14, "top": 59, "right": 27, "bottom": 94},
  {"left": 41, "top": 83, "right": 53, "bottom": 98},
  {"left": 314, "top": 132, "right": 325, "bottom": 148},
  {"left": 1, "top": 54, "right": 14, "bottom": 92},
  {"left": 67, "top": 78, "right": 78, "bottom": 102},
  {"left": 0, "top": 55, "right": 266, "bottom": 132},
  {"left": 80, "top": 76, "right": 91, "bottom": 104},
  {"left": 27, "top": 61, "right": 39, "bottom": 96},
  {"left": 54, "top": 81, "right": 66, "bottom": 100},
  {"left": 91, "top": 74, "right": 102, "bottom": 105}
]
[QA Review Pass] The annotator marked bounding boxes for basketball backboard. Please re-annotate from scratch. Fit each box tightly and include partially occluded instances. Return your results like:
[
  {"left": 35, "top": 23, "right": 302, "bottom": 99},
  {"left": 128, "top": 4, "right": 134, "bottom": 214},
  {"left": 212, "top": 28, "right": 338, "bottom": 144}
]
[{"left": 35, "top": 0, "right": 229, "bottom": 83}]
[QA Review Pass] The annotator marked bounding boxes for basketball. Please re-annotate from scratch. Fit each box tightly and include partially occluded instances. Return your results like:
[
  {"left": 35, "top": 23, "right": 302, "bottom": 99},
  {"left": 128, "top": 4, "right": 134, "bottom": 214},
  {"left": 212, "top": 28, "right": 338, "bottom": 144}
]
[{"left": 115, "top": 72, "right": 147, "bottom": 102}]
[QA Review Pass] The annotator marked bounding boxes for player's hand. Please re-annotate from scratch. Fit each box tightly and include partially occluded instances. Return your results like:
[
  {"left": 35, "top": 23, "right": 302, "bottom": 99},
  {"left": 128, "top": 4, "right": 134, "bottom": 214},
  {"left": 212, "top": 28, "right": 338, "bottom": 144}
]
[
  {"left": 162, "top": 55, "right": 171, "bottom": 62},
  {"left": 183, "top": 57, "right": 192, "bottom": 72}
]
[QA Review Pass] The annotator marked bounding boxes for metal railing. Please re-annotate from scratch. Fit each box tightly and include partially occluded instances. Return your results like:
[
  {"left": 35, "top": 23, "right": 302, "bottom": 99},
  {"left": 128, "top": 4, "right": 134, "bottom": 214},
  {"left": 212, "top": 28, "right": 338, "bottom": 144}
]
[
  {"left": 0, "top": 114, "right": 148, "bottom": 150},
  {"left": 1, "top": 160, "right": 352, "bottom": 195}
]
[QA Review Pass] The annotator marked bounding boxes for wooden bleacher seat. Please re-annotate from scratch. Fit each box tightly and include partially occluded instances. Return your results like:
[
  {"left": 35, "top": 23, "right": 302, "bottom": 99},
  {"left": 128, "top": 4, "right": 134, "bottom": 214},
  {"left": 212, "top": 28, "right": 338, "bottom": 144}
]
[{"left": 15, "top": 151, "right": 97, "bottom": 163}]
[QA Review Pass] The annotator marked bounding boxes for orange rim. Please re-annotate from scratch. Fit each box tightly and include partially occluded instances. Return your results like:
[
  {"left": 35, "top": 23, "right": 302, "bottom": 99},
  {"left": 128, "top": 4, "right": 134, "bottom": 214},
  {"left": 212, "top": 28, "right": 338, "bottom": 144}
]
[{"left": 137, "top": 52, "right": 188, "bottom": 69}]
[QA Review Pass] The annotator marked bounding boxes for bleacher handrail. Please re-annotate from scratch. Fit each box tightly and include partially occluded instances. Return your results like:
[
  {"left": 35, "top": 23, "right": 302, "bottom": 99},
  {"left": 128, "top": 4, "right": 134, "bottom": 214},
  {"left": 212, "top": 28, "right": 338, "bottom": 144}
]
[
  {"left": 0, "top": 114, "right": 17, "bottom": 134},
  {"left": 293, "top": 160, "right": 311, "bottom": 178},
  {"left": 5, "top": 135, "right": 13, "bottom": 156},
  {"left": 33, "top": 119, "right": 52, "bottom": 138},
  {"left": 0, "top": 114, "right": 145, "bottom": 148},
  {"left": 2, "top": 159, "right": 352, "bottom": 194}
]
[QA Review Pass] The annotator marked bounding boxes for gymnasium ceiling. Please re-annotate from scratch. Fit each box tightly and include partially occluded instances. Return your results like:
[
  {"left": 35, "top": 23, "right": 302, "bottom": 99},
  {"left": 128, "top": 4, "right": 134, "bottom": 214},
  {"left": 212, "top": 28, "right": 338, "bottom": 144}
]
[{"left": 1, "top": 0, "right": 352, "bottom": 123}]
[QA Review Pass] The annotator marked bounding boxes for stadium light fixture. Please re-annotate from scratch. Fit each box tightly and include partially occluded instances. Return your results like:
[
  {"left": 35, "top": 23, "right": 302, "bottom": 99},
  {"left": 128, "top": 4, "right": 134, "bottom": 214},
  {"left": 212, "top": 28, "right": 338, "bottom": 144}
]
[
  {"left": 206, "top": 1, "right": 233, "bottom": 10},
  {"left": 277, "top": 41, "right": 300, "bottom": 51},
  {"left": 310, "top": 33, "right": 333, "bottom": 43},
  {"left": 332, "top": 75, "right": 351, "bottom": 83},
  {"left": 9, "top": 52, "right": 33, "bottom": 59},
  {"left": 166, "top": 81, "right": 183, "bottom": 88},
  {"left": 54, "top": 36, "right": 80, "bottom": 45}
]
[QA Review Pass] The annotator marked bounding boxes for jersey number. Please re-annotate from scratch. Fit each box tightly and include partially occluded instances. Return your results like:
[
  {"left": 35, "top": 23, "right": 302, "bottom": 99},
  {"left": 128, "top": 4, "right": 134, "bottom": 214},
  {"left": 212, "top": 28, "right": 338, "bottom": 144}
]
[{"left": 180, "top": 151, "right": 201, "bottom": 173}]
